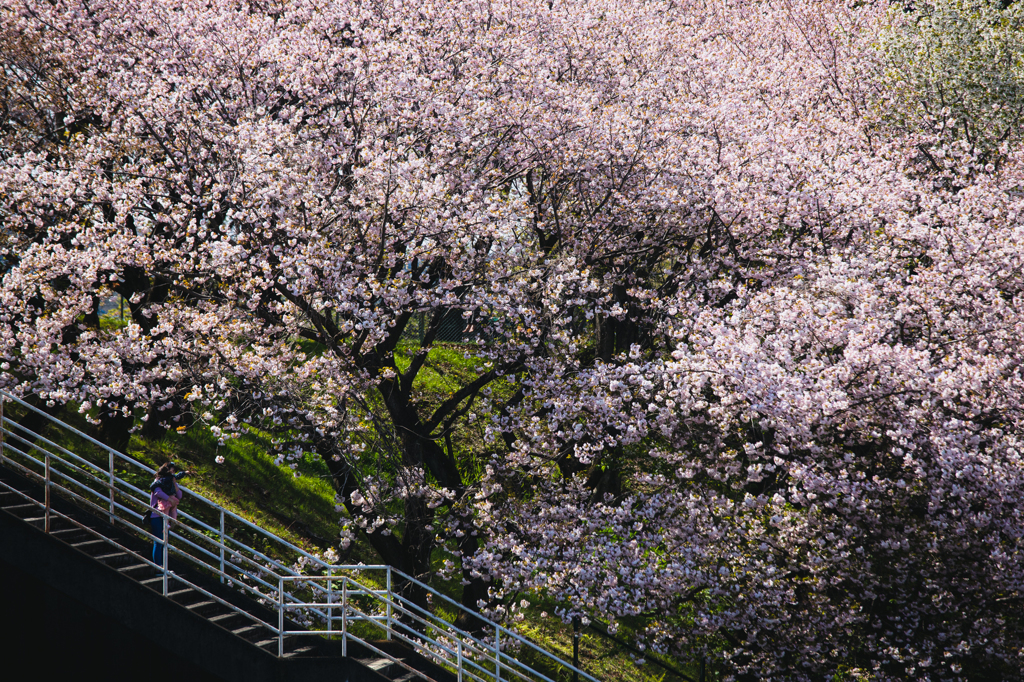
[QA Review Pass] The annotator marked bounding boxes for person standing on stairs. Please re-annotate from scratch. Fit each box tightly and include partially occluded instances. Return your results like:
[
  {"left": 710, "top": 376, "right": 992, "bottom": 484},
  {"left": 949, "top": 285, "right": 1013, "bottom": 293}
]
[{"left": 147, "top": 462, "right": 187, "bottom": 565}]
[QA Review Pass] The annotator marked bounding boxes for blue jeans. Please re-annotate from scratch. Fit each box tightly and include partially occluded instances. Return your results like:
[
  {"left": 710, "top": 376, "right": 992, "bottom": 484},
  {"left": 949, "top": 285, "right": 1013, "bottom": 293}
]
[{"left": 150, "top": 515, "right": 165, "bottom": 565}]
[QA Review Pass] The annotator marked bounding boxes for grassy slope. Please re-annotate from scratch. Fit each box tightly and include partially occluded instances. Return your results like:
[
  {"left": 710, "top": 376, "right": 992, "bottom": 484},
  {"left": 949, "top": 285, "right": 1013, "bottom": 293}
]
[{"left": 129, "top": 427, "right": 359, "bottom": 559}]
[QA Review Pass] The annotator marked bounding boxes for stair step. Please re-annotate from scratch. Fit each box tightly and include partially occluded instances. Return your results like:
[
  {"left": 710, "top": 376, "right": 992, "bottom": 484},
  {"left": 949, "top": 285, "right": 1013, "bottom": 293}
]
[
  {"left": 254, "top": 635, "right": 313, "bottom": 654},
  {"left": 254, "top": 637, "right": 280, "bottom": 651},
  {"left": 231, "top": 624, "right": 266, "bottom": 640},
  {"left": 70, "top": 538, "right": 107, "bottom": 551},
  {"left": 209, "top": 611, "right": 246, "bottom": 625},
  {"left": 24, "top": 516, "right": 74, "bottom": 531},
  {"left": 51, "top": 527, "right": 92, "bottom": 541},
  {"left": 2, "top": 503, "right": 41, "bottom": 517},
  {"left": 94, "top": 551, "right": 137, "bottom": 567},
  {"left": 139, "top": 575, "right": 181, "bottom": 590},
  {"left": 23, "top": 514, "right": 79, "bottom": 530},
  {"left": 0, "top": 489, "right": 32, "bottom": 503},
  {"left": 393, "top": 673, "right": 424, "bottom": 682},
  {"left": 168, "top": 587, "right": 199, "bottom": 601},
  {"left": 281, "top": 644, "right": 318, "bottom": 657},
  {"left": 171, "top": 590, "right": 225, "bottom": 612},
  {"left": 185, "top": 600, "right": 222, "bottom": 616},
  {"left": 116, "top": 563, "right": 151, "bottom": 578},
  {"left": 360, "top": 658, "right": 394, "bottom": 672}
]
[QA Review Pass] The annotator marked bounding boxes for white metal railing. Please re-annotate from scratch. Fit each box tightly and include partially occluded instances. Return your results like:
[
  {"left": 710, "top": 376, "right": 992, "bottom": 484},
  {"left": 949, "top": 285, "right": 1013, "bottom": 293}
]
[{"left": 0, "top": 391, "right": 599, "bottom": 682}]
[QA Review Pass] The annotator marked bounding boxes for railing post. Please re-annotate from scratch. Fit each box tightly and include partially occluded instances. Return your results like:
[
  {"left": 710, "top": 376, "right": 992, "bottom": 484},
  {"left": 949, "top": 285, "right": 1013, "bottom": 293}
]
[
  {"left": 386, "top": 566, "right": 393, "bottom": 641},
  {"left": 108, "top": 450, "right": 115, "bottom": 524},
  {"left": 219, "top": 509, "right": 225, "bottom": 583},
  {"left": 458, "top": 639, "right": 463, "bottom": 682},
  {"left": 0, "top": 395, "right": 5, "bottom": 465},
  {"left": 162, "top": 514, "right": 169, "bottom": 596},
  {"left": 495, "top": 625, "right": 501, "bottom": 682},
  {"left": 573, "top": 616, "right": 581, "bottom": 682},
  {"left": 342, "top": 577, "right": 348, "bottom": 657},
  {"left": 278, "top": 576, "right": 285, "bottom": 657},
  {"left": 44, "top": 452, "right": 51, "bottom": 533},
  {"left": 329, "top": 568, "right": 336, "bottom": 637}
]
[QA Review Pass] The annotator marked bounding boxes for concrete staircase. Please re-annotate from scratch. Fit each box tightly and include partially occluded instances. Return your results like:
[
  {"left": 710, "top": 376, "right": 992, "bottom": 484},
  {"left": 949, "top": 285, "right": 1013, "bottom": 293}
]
[{"left": 0, "top": 461, "right": 450, "bottom": 682}]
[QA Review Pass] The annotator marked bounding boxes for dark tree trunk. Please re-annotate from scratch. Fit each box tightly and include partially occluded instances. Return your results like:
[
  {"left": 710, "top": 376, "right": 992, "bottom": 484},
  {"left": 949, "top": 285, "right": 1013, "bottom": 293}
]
[
  {"left": 97, "top": 411, "right": 133, "bottom": 454},
  {"left": 8, "top": 399, "right": 60, "bottom": 448}
]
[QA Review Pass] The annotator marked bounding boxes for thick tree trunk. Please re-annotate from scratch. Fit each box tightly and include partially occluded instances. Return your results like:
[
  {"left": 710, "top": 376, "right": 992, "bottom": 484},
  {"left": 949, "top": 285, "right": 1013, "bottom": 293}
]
[
  {"left": 97, "top": 411, "right": 133, "bottom": 454},
  {"left": 316, "top": 435, "right": 435, "bottom": 626}
]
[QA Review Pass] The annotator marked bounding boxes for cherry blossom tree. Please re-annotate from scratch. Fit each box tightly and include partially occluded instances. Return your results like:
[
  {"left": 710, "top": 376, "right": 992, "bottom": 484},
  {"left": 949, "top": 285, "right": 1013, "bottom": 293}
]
[
  {"left": 468, "top": 2, "right": 1024, "bottom": 680},
  {"left": 0, "top": 0, "right": 711, "bottom": 614},
  {"left": 1, "top": 0, "right": 1022, "bottom": 679}
]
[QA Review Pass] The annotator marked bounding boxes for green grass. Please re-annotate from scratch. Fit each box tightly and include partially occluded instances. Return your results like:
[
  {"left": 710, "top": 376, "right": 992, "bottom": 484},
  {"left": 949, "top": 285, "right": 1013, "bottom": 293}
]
[
  {"left": 510, "top": 599, "right": 704, "bottom": 682},
  {"left": 127, "top": 426, "right": 363, "bottom": 560}
]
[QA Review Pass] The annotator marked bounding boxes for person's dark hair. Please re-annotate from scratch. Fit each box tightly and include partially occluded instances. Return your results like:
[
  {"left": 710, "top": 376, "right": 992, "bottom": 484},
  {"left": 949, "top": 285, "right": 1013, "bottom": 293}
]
[{"left": 151, "top": 462, "right": 179, "bottom": 494}]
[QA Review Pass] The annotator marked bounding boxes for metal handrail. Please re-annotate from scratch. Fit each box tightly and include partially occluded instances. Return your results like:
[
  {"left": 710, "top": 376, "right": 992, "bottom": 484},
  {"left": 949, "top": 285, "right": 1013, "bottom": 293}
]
[
  {"left": 0, "top": 425, "right": 280, "bottom": 625},
  {"left": 0, "top": 390, "right": 600, "bottom": 682}
]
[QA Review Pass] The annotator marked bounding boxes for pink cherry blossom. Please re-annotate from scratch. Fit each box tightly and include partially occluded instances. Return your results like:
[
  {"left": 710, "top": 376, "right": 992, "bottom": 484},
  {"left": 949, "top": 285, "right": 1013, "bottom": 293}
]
[{"left": 1, "top": 0, "right": 1022, "bottom": 679}]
